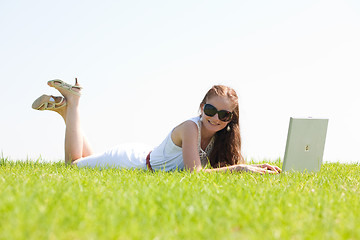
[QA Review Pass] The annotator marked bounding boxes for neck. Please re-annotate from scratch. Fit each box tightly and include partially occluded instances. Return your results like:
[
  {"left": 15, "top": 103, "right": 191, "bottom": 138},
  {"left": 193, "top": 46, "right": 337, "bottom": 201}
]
[{"left": 200, "top": 122, "right": 216, "bottom": 142}]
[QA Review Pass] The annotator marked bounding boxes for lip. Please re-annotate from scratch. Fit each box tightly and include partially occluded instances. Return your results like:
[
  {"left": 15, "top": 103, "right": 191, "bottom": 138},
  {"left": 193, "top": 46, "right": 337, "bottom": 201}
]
[{"left": 208, "top": 119, "right": 220, "bottom": 126}]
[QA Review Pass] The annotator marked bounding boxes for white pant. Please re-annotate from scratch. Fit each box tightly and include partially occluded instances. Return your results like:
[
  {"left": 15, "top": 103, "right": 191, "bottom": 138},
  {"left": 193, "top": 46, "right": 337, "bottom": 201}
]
[{"left": 75, "top": 143, "right": 153, "bottom": 170}]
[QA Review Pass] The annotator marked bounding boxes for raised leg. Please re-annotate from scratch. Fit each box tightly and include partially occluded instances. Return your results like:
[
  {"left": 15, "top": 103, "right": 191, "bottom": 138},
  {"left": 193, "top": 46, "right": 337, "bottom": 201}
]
[
  {"left": 55, "top": 103, "right": 93, "bottom": 159},
  {"left": 64, "top": 98, "right": 84, "bottom": 162},
  {"left": 49, "top": 79, "right": 93, "bottom": 163},
  {"left": 82, "top": 136, "right": 93, "bottom": 158}
]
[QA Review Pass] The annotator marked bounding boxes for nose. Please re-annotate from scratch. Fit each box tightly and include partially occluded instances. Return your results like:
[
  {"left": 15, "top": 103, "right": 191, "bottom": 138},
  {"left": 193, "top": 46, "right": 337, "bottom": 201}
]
[{"left": 211, "top": 113, "right": 220, "bottom": 122}]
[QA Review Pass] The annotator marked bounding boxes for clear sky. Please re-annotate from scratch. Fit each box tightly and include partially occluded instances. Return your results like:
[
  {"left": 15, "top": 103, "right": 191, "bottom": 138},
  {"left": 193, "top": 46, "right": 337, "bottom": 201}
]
[{"left": 1, "top": 0, "right": 359, "bottom": 163}]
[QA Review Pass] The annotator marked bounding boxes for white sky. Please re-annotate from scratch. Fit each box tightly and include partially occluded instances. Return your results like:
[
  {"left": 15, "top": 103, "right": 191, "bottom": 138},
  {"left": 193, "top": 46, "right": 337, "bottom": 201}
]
[{"left": 0, "top": 0, "right": 359, "bottom": 163}]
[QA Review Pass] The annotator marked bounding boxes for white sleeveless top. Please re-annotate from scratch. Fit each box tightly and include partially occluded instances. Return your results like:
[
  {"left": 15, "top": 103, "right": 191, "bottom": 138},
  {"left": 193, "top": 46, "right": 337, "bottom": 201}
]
[{"left": 149, "top": 116, "right": 214, "bottom": 171}]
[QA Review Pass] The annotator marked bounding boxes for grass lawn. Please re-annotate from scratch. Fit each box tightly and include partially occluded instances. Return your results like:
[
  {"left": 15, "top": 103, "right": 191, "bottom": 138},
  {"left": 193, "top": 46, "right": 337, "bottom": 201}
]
[{"left": 0, "top": 158, "right": 359, "bottom": 240}]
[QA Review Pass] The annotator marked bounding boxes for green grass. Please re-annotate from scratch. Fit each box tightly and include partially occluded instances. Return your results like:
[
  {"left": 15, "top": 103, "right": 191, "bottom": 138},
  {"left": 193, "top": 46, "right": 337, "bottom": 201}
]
[{"left": 1, "top": 158, "right": 359, "bottom": 240}]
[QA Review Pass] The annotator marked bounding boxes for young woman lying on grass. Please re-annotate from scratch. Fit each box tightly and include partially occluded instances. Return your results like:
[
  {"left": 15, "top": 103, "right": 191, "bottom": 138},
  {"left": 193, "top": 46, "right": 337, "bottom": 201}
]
[{"left": 32, "top": 79, "right": 281, "bottom": 174}]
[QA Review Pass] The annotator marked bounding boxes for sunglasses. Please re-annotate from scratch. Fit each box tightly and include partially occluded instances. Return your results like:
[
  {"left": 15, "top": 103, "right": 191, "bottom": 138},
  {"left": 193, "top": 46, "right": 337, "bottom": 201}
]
[{"left": 203, "top": 104, "right": 233, "bottom": 122}]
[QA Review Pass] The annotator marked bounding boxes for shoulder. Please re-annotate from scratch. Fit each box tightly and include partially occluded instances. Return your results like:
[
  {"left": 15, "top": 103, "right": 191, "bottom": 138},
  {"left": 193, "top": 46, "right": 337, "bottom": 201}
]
[
  {"left": 176, "top": 120, "right": 198, "bottom": 134},
  {"left": 179, "top": 116, "right": 201, "bottom": 132},
  {"left": 171, "top": 120, "right": 199, "bottom": 147}
]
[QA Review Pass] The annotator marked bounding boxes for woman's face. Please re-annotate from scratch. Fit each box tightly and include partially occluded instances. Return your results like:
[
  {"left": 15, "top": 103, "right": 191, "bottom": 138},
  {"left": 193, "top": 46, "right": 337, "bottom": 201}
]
[{"left": 200, "top": 95, "right": 235, "bottom": 133}]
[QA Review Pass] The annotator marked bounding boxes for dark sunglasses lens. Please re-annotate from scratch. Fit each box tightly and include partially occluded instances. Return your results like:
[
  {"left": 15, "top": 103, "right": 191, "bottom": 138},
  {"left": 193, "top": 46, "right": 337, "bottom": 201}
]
[
  {"left": 218, "top": 111, "right": 232, "bottom": 122},
  {"left": 204, "top": 104, "right": 217, "bottom": 117}
]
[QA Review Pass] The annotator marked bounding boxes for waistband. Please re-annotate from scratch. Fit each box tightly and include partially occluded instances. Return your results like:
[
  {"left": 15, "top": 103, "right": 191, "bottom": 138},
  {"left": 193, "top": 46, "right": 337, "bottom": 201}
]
[{"left": 146, "top": 151, "right": 153, "bottom": 171}]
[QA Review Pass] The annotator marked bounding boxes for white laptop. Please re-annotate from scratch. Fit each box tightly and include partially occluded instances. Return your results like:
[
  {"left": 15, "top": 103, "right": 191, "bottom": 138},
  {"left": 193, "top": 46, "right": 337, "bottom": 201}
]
[{"left": 282, "top": 117, "right": 329, "bottom": 173}]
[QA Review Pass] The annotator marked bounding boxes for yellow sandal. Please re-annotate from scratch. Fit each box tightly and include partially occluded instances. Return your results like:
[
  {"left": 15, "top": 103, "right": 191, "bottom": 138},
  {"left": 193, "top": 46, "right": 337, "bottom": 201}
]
[
  {"left": 32, "top": 94, "right": 66, "bottom": 111},
  {"left": 47, "top": 78, "right": 82, "bottom": 96}
]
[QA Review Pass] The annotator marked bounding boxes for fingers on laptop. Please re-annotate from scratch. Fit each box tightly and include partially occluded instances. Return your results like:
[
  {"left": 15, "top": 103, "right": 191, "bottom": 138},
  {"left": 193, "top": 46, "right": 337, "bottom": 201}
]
[
  {"left": 259, "top": 164, "right": 282, "bottom": 174},
  {"left": 245, "top": 164, "right": 281, "bottom": 174}
]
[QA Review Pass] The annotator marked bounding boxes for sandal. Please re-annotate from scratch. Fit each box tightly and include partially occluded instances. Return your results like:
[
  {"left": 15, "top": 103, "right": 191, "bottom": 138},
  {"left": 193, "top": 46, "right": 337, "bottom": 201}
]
[
  {"left": 32, "top": 94, "right": 66, "bottom": 111},
  {"left": 47, "top": 79, "right": 82, "bottom": 96}
]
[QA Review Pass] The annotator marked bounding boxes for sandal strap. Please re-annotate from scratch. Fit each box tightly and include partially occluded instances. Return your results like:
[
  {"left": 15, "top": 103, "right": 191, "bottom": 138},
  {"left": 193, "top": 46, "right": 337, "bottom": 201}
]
[
  {"left": 48, "top": 79, "right": 82, "bottom": 96},
  {"left": 59, "top": 81, "right": 82, "bottom": 91},
  {"left": 55, "top": 96, "right": 66, "bottom": 106},
  {"left": 45, "top": 101, "right": 56, "bottom": 109}
]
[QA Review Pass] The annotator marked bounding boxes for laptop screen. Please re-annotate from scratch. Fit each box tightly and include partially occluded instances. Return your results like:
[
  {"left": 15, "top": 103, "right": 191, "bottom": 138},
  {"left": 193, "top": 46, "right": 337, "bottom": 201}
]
[{"left": 282, "top": 118, "right": 328, "bottom": 172}]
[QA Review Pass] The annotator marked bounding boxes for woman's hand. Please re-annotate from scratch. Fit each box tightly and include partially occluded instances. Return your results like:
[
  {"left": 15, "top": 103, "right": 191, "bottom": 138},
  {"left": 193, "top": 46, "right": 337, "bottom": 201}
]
[{"left": 238, "top": 164, "right": 282, "bottom": 174}]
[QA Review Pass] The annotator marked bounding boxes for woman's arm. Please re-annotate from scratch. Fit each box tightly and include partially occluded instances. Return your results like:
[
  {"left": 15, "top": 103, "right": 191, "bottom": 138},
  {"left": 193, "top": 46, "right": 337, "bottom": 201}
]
[
  {"left": 202, "top": 164, "right": 281, "bottom": 174},
  {"left": 173, "top": 120, "right": 281, "bottom": 174},
  {"left": 172, "top": 120, "right": 203, "bottom": 172}
]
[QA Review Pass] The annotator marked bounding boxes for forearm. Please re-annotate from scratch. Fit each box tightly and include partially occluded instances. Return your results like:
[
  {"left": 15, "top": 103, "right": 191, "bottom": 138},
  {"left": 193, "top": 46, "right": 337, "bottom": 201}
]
[
  {"left": 201, "top": 163, "right": 281, "bottom": 174},
  {"left": 202, "top": 164, "right": 246, "bottom": 173}
]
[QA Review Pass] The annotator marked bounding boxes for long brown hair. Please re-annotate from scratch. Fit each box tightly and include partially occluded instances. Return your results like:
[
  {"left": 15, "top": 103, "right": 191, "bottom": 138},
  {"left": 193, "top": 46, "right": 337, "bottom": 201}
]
[{"left": 200, "top": 85, "right": 245, "bottom": 167}]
